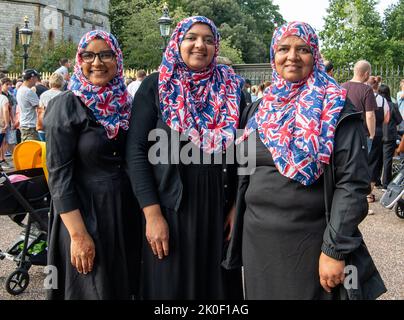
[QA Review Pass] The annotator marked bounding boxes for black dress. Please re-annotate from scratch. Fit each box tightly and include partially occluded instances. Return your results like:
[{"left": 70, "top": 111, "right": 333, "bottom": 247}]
[
  {"left": 44, "top": 91, "right": 141, "bottom": 300},
  {"left": 242, "top": 132, "right": 336, "bottom": 300},
  {"left": 126, "top": 73, "right": 243, "bottom": 300}
]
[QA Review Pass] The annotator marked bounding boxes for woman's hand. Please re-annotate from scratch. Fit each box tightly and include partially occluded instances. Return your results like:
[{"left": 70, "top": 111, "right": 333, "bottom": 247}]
[
  {"left": 70, "top": 232, "right": 96, "bottom": 274},
  {"left": 319, "top": 252, "right": 346, "bottom": 293},
  {"left": 224, "top": 204, "right": 236, "bottom": 241},
  {"left": 143, "top": 205, "right": 169, "bottom": 259},
  {"left": 60, "top": 209, "right": 95, "bottom": 274}
]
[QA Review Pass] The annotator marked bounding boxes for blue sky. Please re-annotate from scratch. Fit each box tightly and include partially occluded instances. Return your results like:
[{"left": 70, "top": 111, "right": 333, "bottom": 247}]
[{"left": 272, "top": 0, "right": 399, "bottom": 32}]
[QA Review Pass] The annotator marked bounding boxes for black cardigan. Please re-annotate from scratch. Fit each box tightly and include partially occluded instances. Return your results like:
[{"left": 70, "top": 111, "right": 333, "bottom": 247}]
[{"left": 125, "top": 72, "right": 246, "bottom": 212}]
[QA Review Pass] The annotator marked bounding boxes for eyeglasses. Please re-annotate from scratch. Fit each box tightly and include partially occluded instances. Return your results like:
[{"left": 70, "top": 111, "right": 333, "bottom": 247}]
[{"left": 79, "top": 50, "right": 116, "bottom": 63}]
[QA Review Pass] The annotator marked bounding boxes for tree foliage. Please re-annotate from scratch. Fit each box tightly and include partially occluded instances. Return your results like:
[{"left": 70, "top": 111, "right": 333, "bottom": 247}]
[
  {"left": 383, "top": 0, "right": 404, "bottom": 40},
  {"left": 382, "top": 0, "right": 404, "bottom": 66},
  {"left": 8, "top": 32, "right": 77, "bottom": 73},
  {"left": 110, "top": 0, "right": 285, "bottom": 68},
  {"left": 320, "top": 0, "right": 386, "bottom": 66},
  {"left": 320, "top": 0, "right": 403, "bottom": 67}
]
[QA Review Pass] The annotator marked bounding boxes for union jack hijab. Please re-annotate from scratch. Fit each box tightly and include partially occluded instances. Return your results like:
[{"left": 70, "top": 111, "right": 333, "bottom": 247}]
[
  {"left": 68, "top": 30, "right": 132, "bottom": 139},
  {"left": 159, "top": 16, "right": 244, "bottom": 153},
  {"left": 238, "top": 22, "right": 346, "bottom": 186}
]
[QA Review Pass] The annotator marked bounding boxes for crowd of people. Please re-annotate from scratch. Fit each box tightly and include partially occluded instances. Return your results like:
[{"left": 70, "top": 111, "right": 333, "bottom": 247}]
[{"left": 3, "top": 15, "right": 404, "bottom": 300}]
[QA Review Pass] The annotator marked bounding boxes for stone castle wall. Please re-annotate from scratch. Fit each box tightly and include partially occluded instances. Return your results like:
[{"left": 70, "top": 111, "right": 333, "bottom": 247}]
[{"left": 0, "top": 0, "right": 110, "bottom": 69}]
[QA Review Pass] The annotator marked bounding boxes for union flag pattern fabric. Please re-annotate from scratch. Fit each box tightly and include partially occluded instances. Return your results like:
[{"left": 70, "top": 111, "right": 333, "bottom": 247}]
[
  {"left": 158, "top": 16, "right": 244, "bottom": 154},
  {"left": 237, "top": 21, "right": 346, "bottom": 186},
  {"left": 68, "top": 30, "right": 132, "bottom": 139}
]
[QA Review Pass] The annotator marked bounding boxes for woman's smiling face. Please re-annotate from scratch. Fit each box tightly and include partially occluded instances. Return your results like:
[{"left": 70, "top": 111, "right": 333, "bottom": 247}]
[
  {"left": 274, "top": 36, "right": 314, "bottom": 82},
  {"left": 180, "top": 23, "right": 216, "bottom": 71},
  {"left": 79, "top": 39, "right": 118, "bottom": 86}
]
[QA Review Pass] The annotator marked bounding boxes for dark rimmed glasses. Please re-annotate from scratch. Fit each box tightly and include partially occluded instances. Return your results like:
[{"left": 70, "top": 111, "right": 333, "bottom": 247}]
[{"left": 79, "top": 50, "right": 116, "bottom": 63}]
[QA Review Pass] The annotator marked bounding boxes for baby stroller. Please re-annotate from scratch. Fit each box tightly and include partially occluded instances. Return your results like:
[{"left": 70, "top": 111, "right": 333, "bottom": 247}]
[
  {"left": 0, "top": 141, "right": 50, "bottom": 295},
  {"left": 380, "top": 157, "right": 404, "bottom": 220}
]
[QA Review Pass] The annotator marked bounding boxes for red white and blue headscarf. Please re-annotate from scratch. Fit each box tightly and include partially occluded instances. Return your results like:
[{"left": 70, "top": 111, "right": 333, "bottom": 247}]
[
  {"left": 159, "top": 16, "right": 244, "bottom": 153},
  {"left": 68, "top": 30, "right": 132, "bottom": 139},
  {"left": 237, "top": 21, "right": 346, "bottom": 186}
]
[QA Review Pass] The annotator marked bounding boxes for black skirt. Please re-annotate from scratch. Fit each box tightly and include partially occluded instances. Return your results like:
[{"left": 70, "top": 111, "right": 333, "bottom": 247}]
[{"left": 141, "top": 164, "right": 243, "bottom": 300}]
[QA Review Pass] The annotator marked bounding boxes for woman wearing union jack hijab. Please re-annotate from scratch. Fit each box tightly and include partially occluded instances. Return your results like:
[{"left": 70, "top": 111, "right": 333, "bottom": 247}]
[
  {"left": 126, "top": 16, "right": 245, "bottom": 299},
  {"left": 44, "top": 30, "right": 141, "bottom": 299},
  {"left": 223, "top": 21, "right": 386, "bottom": 300}
]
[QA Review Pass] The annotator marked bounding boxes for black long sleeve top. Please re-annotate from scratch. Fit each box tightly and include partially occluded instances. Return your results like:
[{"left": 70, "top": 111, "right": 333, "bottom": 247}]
[{"left": 125, "top": 72, "right": 246, "bottom": 211}]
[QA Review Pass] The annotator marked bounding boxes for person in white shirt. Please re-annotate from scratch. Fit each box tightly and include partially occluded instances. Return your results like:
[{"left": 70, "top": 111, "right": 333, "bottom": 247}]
[
  {"left": 55, "top": 58, "right": 71, "bottom": 89},
  {"left": 127, "top": 70, "right": 146, "bottom": 98},
  {"left": 37, "top": 72, "right": 64, "bottom": 141},
  {"left": 16, "top": 69, "right": 41, "bottom": 141}
]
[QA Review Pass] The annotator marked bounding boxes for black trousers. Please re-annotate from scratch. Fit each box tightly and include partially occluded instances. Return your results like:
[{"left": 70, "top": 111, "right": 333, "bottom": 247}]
[
  {"left": 382, "top": 139, "right": 397, "bottom": 188},
  {"left": 368, "top": 136, "right": 383, "bottom": 184}
]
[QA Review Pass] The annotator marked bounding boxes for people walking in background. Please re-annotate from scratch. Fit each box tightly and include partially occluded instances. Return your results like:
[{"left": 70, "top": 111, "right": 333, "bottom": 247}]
[
  {"left": 342, "top": 60, "right": 377, "bottom": 148},
  {"left": 36, "top": 73, "right": 64, "bottom": 141},
  {"left": 44, "top": 30, "right": 141, "bottom": 300},
  {"left": 33, "top": 74, "right": 49, "bottom": 98},
  {"left": 342, "top": 61, "right": 377, "bottom": 209},
  {"left": 1, "top": 77, "right": 17, "bottom": 160},
  {"left": 16, "top": 69, "right": 41, "bottom": 141},
  {"left": 55, "top": 58, "right": 71, "bottom": 90},
  {"left": 251, "top": 85, "right": 258, "bottom": 103},
  {"left": 324, "top": 60, "right": 334, "bottom": 77},
  {"left": 224, "top": 21, "right": 385, "bottom": 300},
  {"left": 380, "top": 84, "right": 402, "bottom": 189},
  {"left": 127, "top": 70, "right": 147, "bottom": 98},
  {"left": 126, "top": 16, "right": 245, "bottom": 300},
  {"left": 257, "top": 82, "right": 265, "bottom": 99},
  {"left": 0, "top": 84, "right": 11, "bottom": 171},
  {"left": 397, "top": 79, "right": 404, "bottom": 118},
  {"left": 366, "top": 76, "right": 390, "bottom": 199},
  {"left": 243, "top": 79, "right": 252, "bottom": 105}
]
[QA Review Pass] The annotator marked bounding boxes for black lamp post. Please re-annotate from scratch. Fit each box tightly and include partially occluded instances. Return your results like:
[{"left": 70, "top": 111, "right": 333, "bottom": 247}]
[
  {"left": 19, "top": 16, "right": 33, "bottom": 72},
  {"left": 158, "top": 3, "right": 172, "bottom": 52}
]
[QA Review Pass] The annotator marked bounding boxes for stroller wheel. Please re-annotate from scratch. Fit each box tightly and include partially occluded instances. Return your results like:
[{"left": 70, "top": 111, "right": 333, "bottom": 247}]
[
  {"left": 5, "top": 269, "right": 30, "bottom": 295},
  {"left": 395, "top": 200, "right": 404, "bottom": 219}
]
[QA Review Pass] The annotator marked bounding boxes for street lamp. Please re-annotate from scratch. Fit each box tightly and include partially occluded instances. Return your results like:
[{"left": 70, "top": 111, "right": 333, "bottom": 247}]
[
  {"left": 19, "top": 16, "right": 33, "bottom": 72},
  {"left": 158, "top": 3, "right": 172, "bottom": 52}
]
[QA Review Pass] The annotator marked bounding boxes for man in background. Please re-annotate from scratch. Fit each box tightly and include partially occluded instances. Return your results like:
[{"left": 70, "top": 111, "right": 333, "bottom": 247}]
[
  {"left": 325, "top": 61, "right": 334, "bottom": 77},
  {"left": 16, "top": 69, "right": 41, "bottom": 141},
  {"left": 127, "top": 70, "right": 147, "bottom": 98},
  {"left": 55, "top": 58, "right": 71, "bottom": 90}
]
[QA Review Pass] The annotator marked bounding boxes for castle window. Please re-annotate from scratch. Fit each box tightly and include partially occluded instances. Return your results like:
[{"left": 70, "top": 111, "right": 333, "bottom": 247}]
[
  {"left": 48, "top": 30, "right": 55, "bottom": 47},
  {"left": 15, "top": 27, "right": 19, "bottom": 47}
]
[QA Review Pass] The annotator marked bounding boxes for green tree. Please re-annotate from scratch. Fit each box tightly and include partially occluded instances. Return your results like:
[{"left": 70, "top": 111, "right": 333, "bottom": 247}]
[
  {"left": 219, "top": 38, "right": 244, "bottom": 64},
  {"left": 39, "top": 41, "right": 77, "bottom": 72},
  {"left": 320, "top": 0, "right": 386, "bottom": 67},
  {"left": 382, "top": 0, "right": 404, "bottom": 66},
  {"left": 9, "top": 36, "right": 77, "bottom": 73},
  {"left": 118, "top": 1, "right": 189, "bottom": 69},
  {"left": 383, "top": 0, "right": 404, "bottom": 40},
  {"left": 182, "top": 0, "right": 282, "bottom": 63},
  {"left": 110, "top": 0, "right": 284, "bottom": 66},
  {"left": 236, "top": 0, "right": 285, "bottom": 48}
]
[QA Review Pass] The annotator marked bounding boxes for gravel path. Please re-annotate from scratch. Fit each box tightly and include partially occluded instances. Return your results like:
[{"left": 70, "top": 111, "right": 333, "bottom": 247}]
[{"left": 0, "top": 189, "right": 403, "bottom": 300}]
